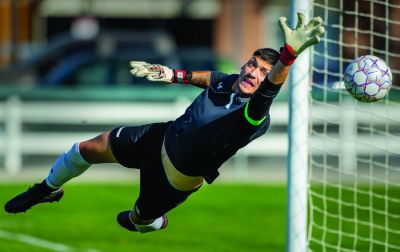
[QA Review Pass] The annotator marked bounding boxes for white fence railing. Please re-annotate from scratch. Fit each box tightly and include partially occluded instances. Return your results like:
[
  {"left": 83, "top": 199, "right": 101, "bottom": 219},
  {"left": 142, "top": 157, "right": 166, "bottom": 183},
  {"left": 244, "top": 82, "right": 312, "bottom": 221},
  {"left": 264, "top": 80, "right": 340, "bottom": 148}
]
[
  {"left": 0, "top": 96, "right": 289, "bottom": 175},
  {"left": 0, "top": 96, "right": 398, "bottom": 175}
]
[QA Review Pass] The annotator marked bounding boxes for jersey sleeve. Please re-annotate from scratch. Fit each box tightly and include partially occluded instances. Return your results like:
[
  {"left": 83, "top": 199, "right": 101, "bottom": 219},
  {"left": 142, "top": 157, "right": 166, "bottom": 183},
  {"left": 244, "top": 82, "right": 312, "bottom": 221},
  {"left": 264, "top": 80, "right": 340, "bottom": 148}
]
[
  {"left": 244, "top": 78, "right": 282, "bottom": 126},
  {"left": 210, "top": 71, "right": 229, "bottom": 87}
]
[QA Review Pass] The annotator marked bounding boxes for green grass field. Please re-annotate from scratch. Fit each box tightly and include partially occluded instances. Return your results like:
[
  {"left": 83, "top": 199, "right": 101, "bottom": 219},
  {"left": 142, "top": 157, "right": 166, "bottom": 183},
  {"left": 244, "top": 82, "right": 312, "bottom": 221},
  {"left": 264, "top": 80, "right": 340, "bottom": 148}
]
[
  {"left": 0, "top": 183, "right": 287, "bottom": 252},
  {"left": 308, "top": 185, "right": 400, "bottom": 252}
]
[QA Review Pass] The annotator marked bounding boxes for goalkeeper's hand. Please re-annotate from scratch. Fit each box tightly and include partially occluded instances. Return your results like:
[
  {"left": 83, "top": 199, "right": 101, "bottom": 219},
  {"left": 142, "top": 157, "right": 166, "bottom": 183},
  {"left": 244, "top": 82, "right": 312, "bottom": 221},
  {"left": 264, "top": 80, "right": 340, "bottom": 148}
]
[
  {"left": 130, "top": 61, "right": 174, "bottom": 83},
  {"left": 278, "top": 12, "right": 325, "bottom": 65}
]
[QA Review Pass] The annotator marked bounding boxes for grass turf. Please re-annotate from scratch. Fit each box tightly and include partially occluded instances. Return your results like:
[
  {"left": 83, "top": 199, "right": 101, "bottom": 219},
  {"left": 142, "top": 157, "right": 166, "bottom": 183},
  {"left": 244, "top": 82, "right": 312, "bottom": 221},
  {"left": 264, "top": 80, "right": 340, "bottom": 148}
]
[
  {"left": 0, "top": 183, "right": 287, "bottom": 252},
  {"left": 308, "top": 185, "right": 400, "bottom": 251}
]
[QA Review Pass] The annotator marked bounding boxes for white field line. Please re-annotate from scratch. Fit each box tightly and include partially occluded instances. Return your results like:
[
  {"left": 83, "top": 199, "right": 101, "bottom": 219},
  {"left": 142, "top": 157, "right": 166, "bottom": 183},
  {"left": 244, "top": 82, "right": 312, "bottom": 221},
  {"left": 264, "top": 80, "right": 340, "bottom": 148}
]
[{"left": 0, "top": 229, "right": 104, "bottom": 252}]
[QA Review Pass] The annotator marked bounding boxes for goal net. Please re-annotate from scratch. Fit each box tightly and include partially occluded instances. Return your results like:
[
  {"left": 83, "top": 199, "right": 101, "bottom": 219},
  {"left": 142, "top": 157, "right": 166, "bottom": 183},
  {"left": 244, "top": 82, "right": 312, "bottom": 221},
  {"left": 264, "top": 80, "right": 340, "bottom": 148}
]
[{"left": 307, "top": 0, "right": 400, "bottom": 251}]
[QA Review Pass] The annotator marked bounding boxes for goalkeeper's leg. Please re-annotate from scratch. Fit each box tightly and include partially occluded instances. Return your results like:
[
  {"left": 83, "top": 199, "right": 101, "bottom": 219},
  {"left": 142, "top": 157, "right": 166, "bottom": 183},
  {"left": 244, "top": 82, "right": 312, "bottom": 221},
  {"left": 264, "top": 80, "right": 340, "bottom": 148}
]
[
  {"left": 116, "top": 165, "right": 201, "bottom": 233},
  {"left": 117, "top": 206, "right": 168, "bottom": 233},
  {"left": 4, "top": 132, "right": 117, "bottom": 213}
]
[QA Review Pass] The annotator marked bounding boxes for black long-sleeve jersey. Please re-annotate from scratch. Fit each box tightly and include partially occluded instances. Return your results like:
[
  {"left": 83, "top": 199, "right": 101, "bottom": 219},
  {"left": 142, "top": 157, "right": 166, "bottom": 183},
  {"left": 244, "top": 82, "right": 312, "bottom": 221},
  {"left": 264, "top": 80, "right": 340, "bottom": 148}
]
[{"left": 164, "top": 71, "right": 282, "bottom": 184}]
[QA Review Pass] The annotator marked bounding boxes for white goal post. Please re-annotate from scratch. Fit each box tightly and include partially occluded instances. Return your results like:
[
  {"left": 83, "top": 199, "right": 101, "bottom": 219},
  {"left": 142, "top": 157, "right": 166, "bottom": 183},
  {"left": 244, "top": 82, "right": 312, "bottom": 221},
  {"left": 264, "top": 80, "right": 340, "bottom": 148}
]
[
  {"left": 287, "top": 0, "right": 400, "bottom": 251},
  {"left": 286, "top": 0, "right": 311, "bottom": 252}
]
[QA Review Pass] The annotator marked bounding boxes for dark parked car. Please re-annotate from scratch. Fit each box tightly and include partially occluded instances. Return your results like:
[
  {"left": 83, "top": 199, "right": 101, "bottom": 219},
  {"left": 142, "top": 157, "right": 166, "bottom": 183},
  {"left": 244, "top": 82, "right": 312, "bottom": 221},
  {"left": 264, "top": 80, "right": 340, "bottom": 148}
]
[{"left": 0, "top": 31, "right": 183, "bottom": 86}]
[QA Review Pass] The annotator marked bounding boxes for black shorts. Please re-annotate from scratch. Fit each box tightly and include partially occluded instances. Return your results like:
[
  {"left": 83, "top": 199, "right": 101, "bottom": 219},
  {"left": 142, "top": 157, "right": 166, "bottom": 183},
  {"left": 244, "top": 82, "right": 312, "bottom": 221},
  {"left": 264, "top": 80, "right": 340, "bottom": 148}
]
[{"left": 108, "top": 122, "right": 200, "bottom": 219}]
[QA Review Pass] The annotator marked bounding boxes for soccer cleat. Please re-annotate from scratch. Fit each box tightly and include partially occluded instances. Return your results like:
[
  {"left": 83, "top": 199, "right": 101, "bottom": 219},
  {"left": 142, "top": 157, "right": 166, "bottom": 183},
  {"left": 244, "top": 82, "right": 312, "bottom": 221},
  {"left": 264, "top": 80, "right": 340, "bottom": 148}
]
[
  {"left": 4, "top": 182, "right": 64, "bottom": 213},
  {"left": 117, "top": 211, "right": 168, "bottom": 233},
  {"left": 117, "top": 211, "right": 138, "bottom": 231}
]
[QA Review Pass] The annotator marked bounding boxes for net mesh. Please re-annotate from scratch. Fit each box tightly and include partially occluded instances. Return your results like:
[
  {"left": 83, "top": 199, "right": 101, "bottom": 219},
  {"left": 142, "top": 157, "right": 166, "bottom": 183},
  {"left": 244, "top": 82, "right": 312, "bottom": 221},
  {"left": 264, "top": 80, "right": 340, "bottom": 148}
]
[{"left": 308, "top": 0, "right": 400, "bottom": 251}]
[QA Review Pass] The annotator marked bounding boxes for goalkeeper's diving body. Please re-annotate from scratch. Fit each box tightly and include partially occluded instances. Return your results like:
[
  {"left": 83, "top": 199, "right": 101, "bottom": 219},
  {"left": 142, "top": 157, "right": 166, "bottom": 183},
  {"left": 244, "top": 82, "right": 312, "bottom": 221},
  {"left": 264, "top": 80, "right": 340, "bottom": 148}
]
[{"left": 4, "top": 13, "right": 324, "bottom": 233}]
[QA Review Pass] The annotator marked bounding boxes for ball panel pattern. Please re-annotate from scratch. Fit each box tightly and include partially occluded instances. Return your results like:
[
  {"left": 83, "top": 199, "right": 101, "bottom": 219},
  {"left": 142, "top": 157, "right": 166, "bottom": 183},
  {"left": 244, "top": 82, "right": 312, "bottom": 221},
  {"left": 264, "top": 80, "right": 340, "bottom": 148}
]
[{"left": 343, "top": 55, "right": 392, "bottom": 103}]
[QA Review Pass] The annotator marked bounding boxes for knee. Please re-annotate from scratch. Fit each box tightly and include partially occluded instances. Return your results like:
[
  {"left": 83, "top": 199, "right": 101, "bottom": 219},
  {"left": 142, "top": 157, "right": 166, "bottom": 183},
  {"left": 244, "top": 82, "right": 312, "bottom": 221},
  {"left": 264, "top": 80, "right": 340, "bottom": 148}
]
[
  {"left": 79, "top": 132, "right": 113, "bottom": 163},
  {"left": 80, "top": 133, "right": 107, "bottom": 152}
]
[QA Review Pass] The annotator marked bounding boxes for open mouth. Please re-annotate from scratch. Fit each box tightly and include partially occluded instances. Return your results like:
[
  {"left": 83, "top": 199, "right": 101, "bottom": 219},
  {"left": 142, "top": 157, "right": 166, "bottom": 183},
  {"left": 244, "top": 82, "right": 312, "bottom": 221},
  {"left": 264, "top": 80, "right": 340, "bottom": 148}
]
[{"left": 242, "top": 78, "right": 255, "bottom": 88}]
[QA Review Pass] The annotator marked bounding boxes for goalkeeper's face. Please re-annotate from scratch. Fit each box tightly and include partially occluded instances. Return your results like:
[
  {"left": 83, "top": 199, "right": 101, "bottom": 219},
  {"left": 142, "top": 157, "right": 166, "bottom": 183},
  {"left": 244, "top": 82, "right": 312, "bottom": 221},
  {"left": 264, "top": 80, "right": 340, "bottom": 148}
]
[{"left": 238, "top": 56, "right": 272, "bottom": 97}]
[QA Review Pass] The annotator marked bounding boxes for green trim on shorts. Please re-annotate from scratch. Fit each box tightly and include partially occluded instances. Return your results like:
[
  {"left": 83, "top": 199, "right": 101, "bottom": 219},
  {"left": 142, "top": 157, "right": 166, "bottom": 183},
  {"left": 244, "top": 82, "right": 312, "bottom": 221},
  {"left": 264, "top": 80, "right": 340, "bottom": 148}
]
[{"left": 244, "top": 102, "right": 267, "bottom": 126}]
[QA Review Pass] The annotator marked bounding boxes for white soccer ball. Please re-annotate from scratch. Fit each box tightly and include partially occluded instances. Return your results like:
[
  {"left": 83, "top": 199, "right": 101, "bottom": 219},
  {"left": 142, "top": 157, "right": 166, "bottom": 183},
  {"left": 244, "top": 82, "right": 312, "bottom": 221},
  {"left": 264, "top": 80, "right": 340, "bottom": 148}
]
[{"left": 343, "top": 55, "right": 392, "bottom": 103}]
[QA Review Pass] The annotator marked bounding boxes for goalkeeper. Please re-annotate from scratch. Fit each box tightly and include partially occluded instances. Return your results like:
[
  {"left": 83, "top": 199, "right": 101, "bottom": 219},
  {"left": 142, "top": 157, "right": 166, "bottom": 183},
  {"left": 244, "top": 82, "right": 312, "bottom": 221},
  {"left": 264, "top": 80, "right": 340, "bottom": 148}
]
[{"left": 5, "top": 13, "right": 324, "bottom": 233}]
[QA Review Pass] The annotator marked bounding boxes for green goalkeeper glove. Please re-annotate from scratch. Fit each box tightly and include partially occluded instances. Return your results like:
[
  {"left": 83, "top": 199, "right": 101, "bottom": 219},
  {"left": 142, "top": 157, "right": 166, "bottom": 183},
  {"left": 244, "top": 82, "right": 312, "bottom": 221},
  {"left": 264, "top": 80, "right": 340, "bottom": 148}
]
[
  {"left": 130, "top": 61, "right": 174, "bottom": 83},
  {"left": 278, "top": 12, "right": 325, "bottom": 65}
]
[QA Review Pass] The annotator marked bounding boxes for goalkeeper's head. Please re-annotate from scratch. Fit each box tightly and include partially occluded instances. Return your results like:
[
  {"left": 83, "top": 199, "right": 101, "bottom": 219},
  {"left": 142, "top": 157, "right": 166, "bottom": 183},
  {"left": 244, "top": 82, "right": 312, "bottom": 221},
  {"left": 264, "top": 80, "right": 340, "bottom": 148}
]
[{"left": 236, "top": 48, "right": 280, "bottom": 97}]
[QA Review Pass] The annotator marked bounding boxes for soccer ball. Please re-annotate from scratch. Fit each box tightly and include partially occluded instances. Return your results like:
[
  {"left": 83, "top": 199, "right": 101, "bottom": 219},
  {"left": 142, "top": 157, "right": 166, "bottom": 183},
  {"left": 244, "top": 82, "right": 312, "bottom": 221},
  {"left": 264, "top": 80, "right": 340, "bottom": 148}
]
[{"left": 343, "top": 55, "right": 392, "bottom": 103}]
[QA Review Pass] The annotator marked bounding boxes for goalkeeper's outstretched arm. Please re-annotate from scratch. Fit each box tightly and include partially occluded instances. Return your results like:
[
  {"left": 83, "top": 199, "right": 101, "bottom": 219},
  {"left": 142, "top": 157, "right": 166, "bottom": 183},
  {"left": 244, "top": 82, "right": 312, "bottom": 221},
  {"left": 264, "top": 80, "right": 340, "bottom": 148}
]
[
  {"left": 268, "top": 12, "right": 324, "bottom": 85},
  {"left": 245, "top": 12, "right": 325, "bottom": 124},
  {"left": 189, "top": 71, "right": 211, "bottom": 88},
  {"left": 129, "top": 61, "right": 211, "bottom": 88}
]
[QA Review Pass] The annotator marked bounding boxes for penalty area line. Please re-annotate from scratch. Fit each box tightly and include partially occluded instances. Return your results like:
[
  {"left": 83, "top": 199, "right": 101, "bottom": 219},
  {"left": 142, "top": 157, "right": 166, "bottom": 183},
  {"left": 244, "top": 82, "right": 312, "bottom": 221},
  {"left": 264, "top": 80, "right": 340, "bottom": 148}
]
[{"left": 0, "top": 229, "right": 104, "bottom": 252}]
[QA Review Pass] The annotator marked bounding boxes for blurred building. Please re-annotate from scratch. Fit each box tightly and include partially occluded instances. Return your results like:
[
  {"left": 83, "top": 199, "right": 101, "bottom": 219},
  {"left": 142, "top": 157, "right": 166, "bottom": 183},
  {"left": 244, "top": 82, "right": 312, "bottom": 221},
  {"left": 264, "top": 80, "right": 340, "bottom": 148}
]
[{"left": 0, "top": 0, "right": 288, "bottom": 72}]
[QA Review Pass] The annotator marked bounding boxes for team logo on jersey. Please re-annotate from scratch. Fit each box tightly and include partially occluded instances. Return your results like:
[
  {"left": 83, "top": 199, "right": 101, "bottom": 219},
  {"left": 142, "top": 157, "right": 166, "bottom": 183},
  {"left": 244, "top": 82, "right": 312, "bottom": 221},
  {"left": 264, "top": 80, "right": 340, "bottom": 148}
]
[{"left": 217, "top": 82, "right": 223, "bottom": 90}]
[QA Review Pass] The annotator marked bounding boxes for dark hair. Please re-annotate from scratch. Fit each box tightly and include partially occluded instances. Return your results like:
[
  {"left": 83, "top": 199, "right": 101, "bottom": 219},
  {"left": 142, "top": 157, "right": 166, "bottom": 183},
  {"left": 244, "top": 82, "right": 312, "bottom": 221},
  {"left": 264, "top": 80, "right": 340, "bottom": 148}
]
[{"left": 253, "top": 48, "right": 280, "bottom": 66}]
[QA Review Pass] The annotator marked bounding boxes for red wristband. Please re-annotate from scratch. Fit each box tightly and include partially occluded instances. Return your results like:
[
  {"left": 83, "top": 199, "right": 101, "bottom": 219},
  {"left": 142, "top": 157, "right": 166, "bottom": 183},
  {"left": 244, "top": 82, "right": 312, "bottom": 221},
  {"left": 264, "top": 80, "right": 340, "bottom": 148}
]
[
  {"left": 173, "top": 70, "right": 192, "bottom": 84},
  {"left": 279, "top": 44, "right": 297, "bottom": 66}
]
